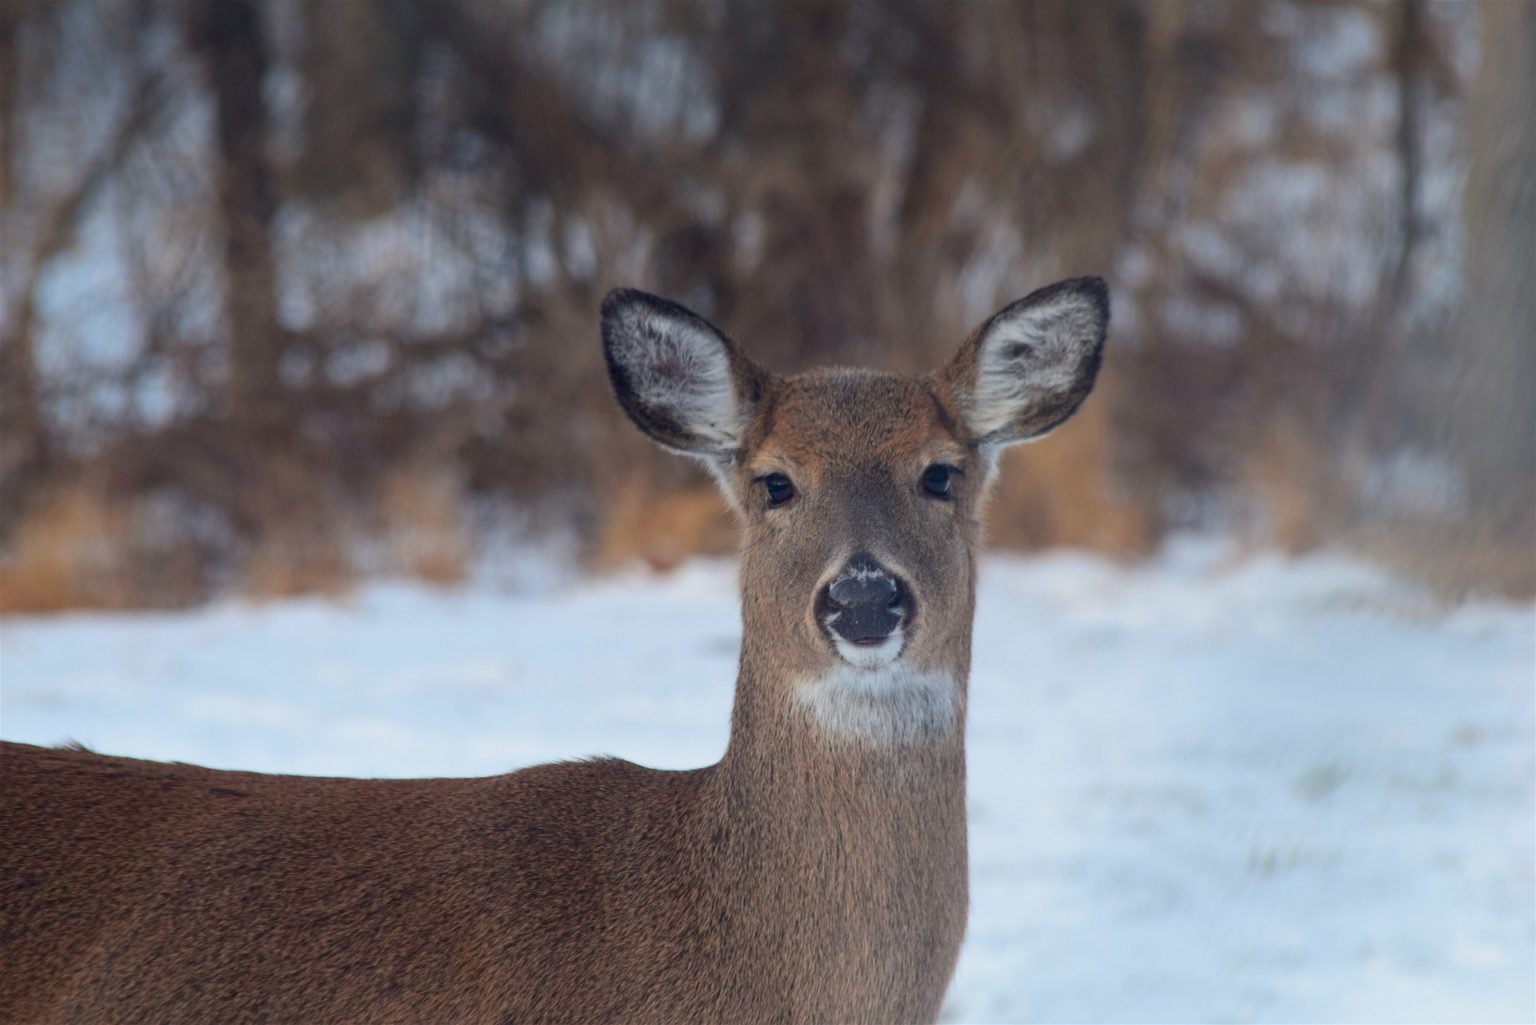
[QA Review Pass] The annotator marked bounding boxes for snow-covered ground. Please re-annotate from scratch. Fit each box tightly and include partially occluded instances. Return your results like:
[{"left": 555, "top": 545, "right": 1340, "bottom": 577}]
[{"left": 3, "top": 542, "right": 1532, "bottom": 1024}]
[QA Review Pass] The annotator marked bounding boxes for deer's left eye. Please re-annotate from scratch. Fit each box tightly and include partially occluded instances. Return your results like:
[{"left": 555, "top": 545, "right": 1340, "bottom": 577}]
[{"left": 921, "top": 464, "right": 959, "bottom": 500}]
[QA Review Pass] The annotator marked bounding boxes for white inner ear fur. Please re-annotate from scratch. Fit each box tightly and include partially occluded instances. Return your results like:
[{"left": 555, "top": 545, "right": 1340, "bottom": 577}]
[
  {"left": 968, "top": 292, "right": 1100, "bottom": 441},
  {"left": 610, "top": 304, "right": 743, "bottom": 453}
]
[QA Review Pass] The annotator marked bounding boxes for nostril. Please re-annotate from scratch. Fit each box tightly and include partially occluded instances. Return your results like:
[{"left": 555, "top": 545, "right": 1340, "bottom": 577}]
[{"left": 822, "top": 555, "right": 911, "bottom": 647}]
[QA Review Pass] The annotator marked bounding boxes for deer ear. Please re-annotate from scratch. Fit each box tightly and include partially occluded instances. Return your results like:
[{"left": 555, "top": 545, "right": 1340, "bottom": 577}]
[
  {"left": 941, "top": 277, "right": 1109, "bottom": 449},
  {"left": 601, "top": 289, "right": 768, "bottom": 463}
]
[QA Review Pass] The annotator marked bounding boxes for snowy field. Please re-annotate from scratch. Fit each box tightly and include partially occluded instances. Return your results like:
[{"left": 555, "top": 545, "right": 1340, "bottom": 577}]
[{"left": 2, "top": 541, "right": 1532, "bottom": 1024}]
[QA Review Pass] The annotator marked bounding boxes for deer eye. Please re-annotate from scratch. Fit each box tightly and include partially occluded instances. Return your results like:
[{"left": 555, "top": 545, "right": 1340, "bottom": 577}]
[
  {"left": 921, "top": 463, "right": 959, "bottom": 500},
  {"left": 758, "top": 472, "right": 796, "bottom": 508}
]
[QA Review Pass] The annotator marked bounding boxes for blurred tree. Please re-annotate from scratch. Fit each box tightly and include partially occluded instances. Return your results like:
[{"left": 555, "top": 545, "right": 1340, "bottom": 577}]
[
  {"left": 0, "top": 0, "right": 1526, "bottom": 608},
  {"left": 184, "top": 0, "right": 283, "bottom": 439},
  {"left": 1436, "top": 0, "right": 1535, "bottom": 593}
]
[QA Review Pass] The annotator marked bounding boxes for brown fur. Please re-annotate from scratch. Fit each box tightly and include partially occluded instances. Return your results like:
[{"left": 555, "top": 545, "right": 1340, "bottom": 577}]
[{"left": 0, "top": 280, "right": 1106, "bottom": 1025}]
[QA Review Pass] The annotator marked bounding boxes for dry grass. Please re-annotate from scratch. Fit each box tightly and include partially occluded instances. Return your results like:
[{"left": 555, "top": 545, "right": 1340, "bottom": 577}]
[
  {"left": 239, "top": 527, "right": 354, "bottom": 601},
  {"left": 0, "top": 486, "right": 127, "bottom": 613},
  {"left": 595, "top": 474, "right": 737, "bottom": 573},
  {"left": 1355, "top": 518, "right": 1536, "bottom": 602},
  {"left": 4, "top": 397, "right": 1524, "bottom": 613},
  {"left": 1239, "top": 418, "right": 1535, "bottom": 601},
  {"left": 985, "top": 387, "right": 1154, "bottom": 557},
  {"left": 1241, "top": 419, "right": 1335, "bottom": 555},
  {"left": 0, "top": 465, "right": 478, "bottom": 612},
  {"left": 0, "top": 482, "right": 209, "bottom": 613},
  {"left": 377, "top": 462, "right": 469, "bottom": 586}
]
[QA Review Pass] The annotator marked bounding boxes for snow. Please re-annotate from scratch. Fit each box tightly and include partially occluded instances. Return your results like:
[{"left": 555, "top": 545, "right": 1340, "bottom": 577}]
[{"left": 2, "top": 541, "right": 1532, "bottom": 1024}]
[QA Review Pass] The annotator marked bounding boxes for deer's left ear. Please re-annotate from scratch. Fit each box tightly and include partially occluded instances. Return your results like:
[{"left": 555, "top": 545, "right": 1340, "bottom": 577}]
[{"left": 940, "top": 276, "right": 1109, "bottom": 449}]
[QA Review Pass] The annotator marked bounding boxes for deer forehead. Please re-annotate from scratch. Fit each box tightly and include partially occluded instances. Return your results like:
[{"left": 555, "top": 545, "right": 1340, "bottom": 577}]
[{"left": 747, "top": 369, "right": 965, "bottom": 471}]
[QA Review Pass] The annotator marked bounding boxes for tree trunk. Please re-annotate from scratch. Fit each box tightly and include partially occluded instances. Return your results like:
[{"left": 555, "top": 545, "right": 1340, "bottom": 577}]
[
  {"left": 1, "top": 6, "right": 50, "bottom": 533},
  {"left": 1439, "top": 0, "right": 1536, "bottom": 593},
  {"left": 185, "top": 0, "right": 284, "bottom": 438}
]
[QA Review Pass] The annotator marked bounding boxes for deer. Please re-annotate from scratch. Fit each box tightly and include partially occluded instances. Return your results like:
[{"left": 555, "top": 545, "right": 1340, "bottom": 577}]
[{"left": 0, "top": 277, "right": 1108, "bottom": 1025}]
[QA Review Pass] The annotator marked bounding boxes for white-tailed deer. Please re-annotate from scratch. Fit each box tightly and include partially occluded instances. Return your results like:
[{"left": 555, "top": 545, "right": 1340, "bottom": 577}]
[{"left": 0, "top": 278, "right": 1108, "bottom": 1025}]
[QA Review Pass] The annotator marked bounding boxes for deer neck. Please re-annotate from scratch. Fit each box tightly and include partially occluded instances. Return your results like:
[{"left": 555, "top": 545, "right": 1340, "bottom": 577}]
[
  {"left": 717, "top": 631, "right": 970, "bottom": 834},
  {"left": 701, "top": 637, "right": 970, "bottom": 1018}
]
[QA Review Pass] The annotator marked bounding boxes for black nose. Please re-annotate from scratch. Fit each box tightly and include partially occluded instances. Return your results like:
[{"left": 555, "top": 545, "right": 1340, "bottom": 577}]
[{"left": 821, "top": 553, "right": 908, "bottom": 645}]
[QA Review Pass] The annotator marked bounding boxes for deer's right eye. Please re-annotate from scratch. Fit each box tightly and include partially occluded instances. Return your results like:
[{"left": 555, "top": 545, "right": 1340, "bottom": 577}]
[{"left": 758, "top": 473, "right": 796, "bottom": 508}]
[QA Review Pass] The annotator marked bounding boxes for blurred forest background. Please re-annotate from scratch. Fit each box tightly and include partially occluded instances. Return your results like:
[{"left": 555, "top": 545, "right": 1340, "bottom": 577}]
[{"left": 0, "top": 0, "right": 1531, "bottom": 612}]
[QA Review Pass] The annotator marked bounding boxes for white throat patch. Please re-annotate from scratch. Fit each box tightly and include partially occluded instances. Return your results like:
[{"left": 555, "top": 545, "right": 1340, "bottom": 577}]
[{"left": 795, "top": 665, "right": 959, "bottom": 745}]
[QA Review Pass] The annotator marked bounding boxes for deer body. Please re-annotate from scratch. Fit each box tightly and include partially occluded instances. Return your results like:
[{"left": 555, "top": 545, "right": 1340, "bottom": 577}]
[
  {"left": 1, "top": 278, "right": 1107, "bottom": 1025},
  {"left": 2, "top": 739, "right": 961, "bottom": 1024}
]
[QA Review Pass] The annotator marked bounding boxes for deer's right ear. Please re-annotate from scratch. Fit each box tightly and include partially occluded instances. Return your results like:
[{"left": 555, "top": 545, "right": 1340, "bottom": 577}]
[{"left": 601, "top": 289, "right": 768, "bottom": 463}]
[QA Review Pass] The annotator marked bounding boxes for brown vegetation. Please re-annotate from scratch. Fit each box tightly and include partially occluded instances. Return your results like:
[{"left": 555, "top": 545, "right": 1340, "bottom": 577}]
[{"left": 1, "top": 0, "right": 1530, "bottom": 612}]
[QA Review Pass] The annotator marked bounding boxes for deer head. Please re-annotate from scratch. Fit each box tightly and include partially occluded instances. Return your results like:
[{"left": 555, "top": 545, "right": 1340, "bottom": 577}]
[{"left": 602, "top": 279, "right": 1108, "bottom": 745}]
